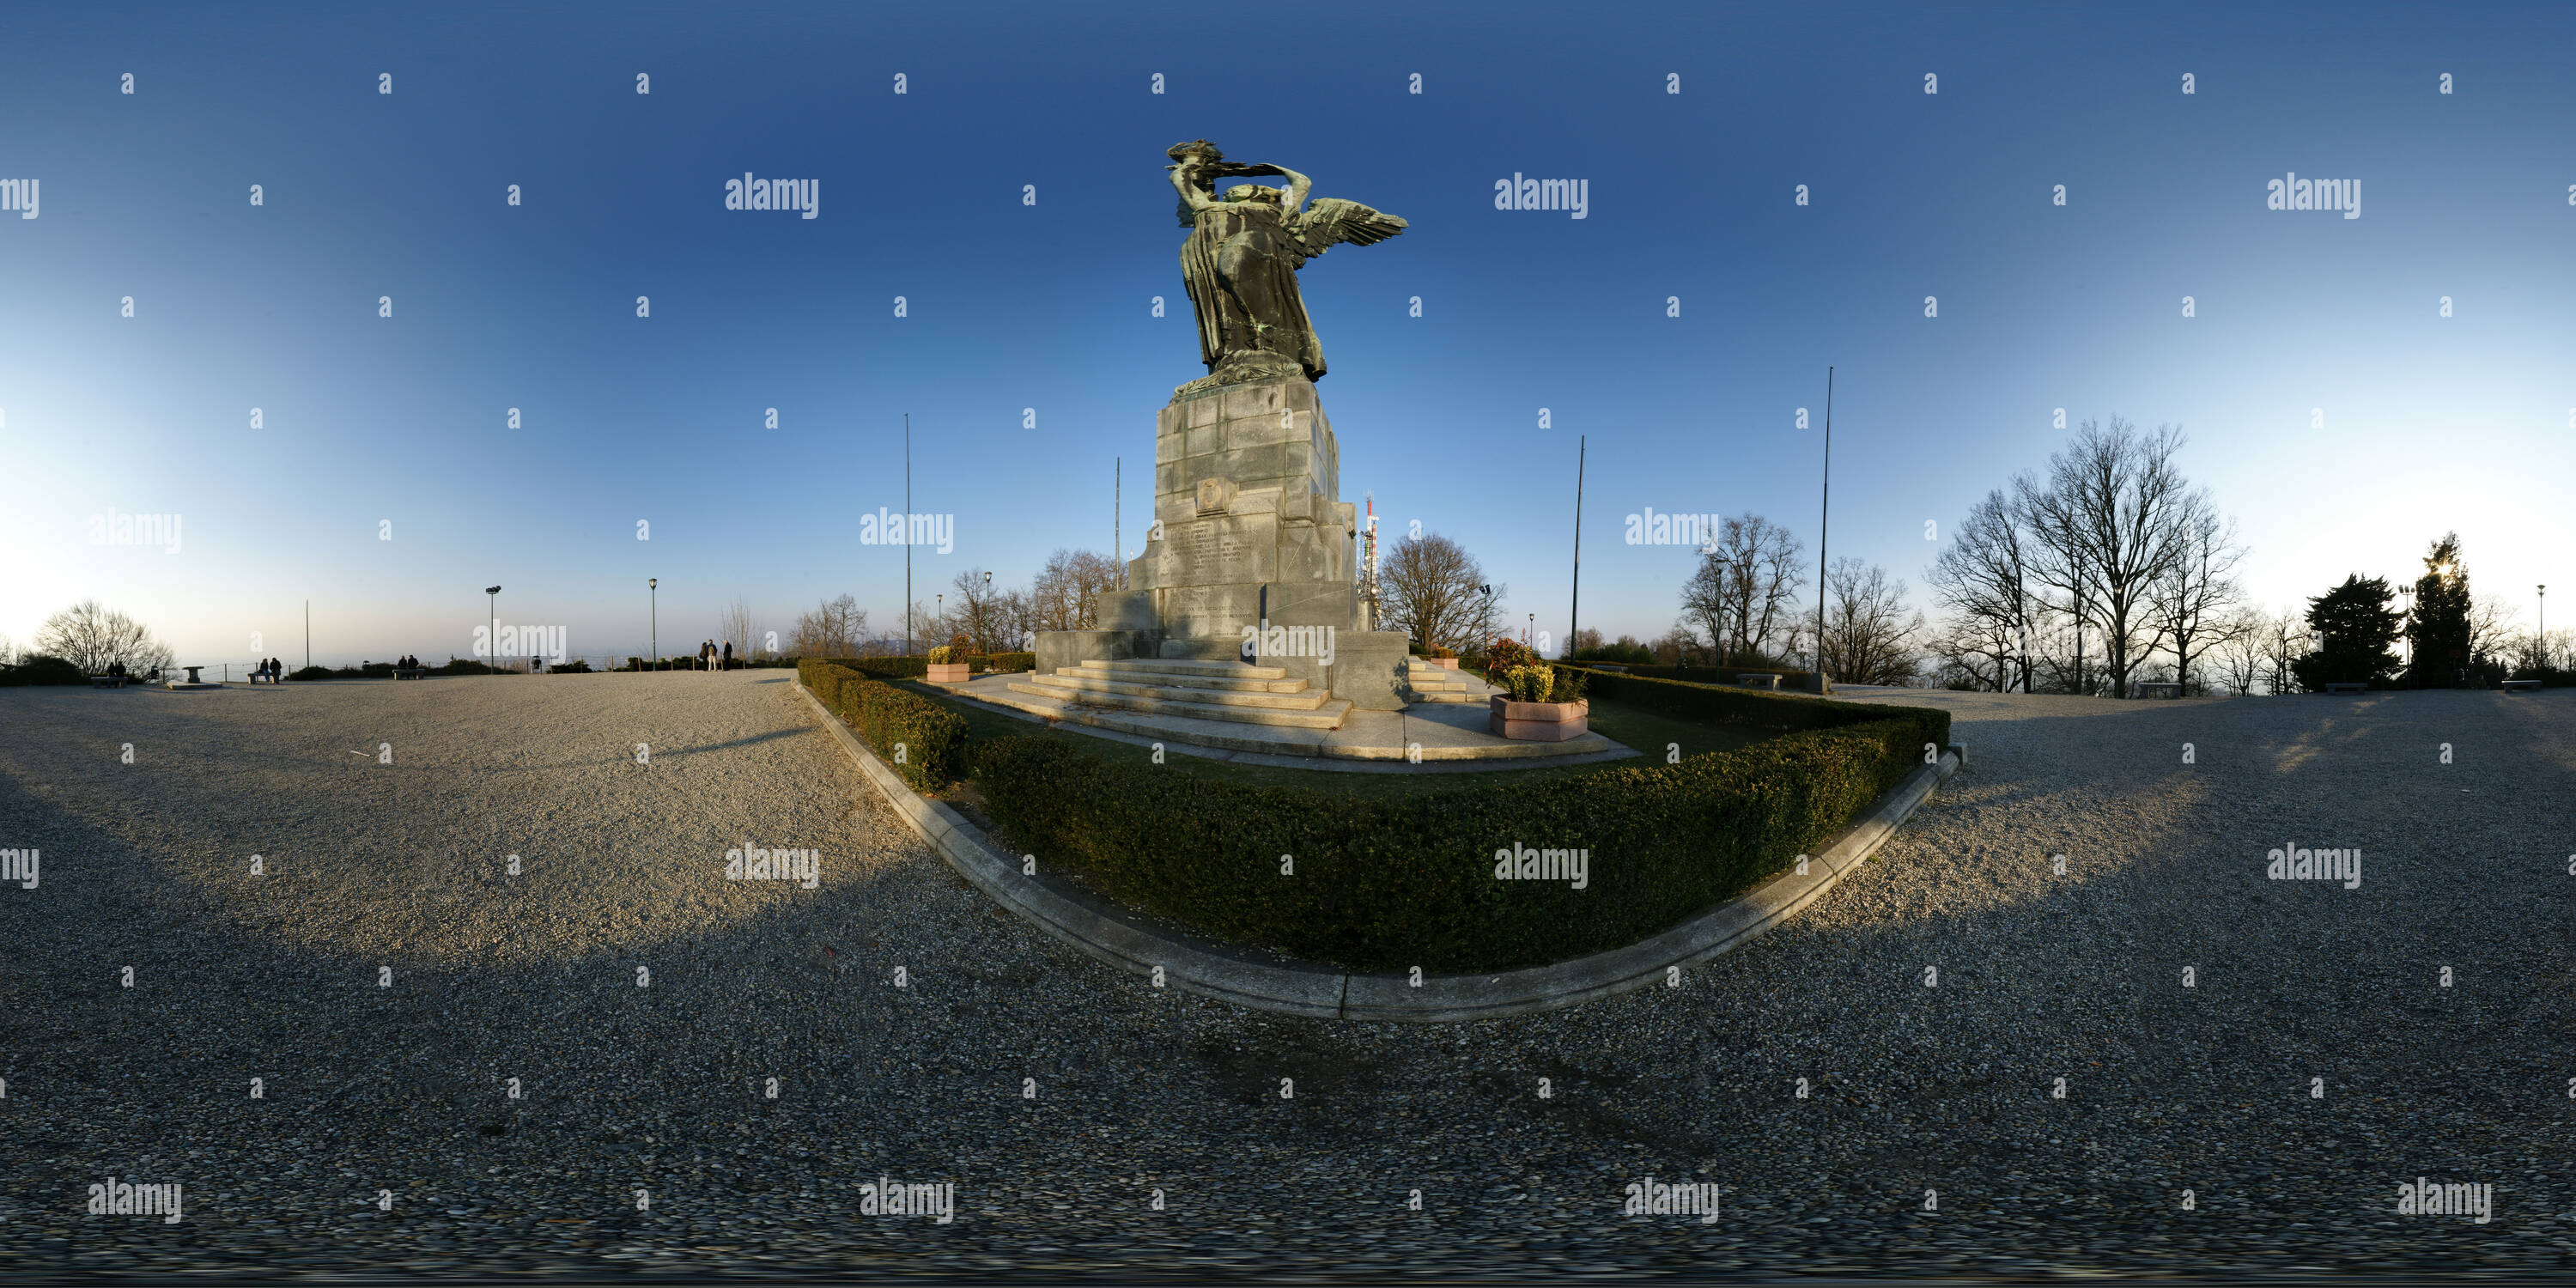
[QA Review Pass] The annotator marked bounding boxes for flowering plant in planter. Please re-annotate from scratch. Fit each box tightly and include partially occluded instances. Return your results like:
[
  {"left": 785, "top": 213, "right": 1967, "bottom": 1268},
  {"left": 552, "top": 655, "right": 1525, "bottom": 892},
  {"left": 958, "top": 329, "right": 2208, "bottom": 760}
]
[
  {"left": 1490, "top": 663, "right": 1589, "bottom": 741},
  {"left": 925, "top": 644, "right": 972, "bottom": 683}
]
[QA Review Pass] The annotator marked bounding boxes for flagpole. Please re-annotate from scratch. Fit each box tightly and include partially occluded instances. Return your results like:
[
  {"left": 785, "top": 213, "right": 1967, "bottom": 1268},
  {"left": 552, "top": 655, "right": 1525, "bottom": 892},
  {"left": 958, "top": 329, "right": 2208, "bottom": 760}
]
[{"left": 1816, "top": 367, "right": 1832, "bottom": 690}]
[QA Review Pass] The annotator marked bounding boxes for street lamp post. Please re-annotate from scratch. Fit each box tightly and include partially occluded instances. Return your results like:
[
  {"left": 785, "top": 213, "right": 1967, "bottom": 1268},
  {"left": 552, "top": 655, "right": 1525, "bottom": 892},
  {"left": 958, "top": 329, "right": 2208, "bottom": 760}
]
[
  {"left": 485, "top": 586, "right": 501, "bottom": 673},
  {"left": 983, "top": 570, "right": 993, "bottom": 653},
  {"left": 2541, "top": 585, "right": 2549, "bottom": 673},
  {"left": 649, "top": 578, "right": 658, "bottom": 671}
]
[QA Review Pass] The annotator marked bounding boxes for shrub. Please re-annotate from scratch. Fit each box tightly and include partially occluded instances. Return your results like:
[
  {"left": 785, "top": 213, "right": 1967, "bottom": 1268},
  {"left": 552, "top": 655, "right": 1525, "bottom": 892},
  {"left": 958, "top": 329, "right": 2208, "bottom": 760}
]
[
  {"left": 1552, "top": 665, "right": 1589, "bottom": 702},
  {"left": 985, "top": 652, "right": 1037, "bottom": 674},
  {"left": 549, "top": 659, "right": 593, "bottom": 673},
  {"left": 1572, "top": 641, "right": 1657, "bottom": 665},
  {"left": 1502, "top": 665, "right": 1553, "bottom": 703},
  {"left": 1425, "top": 645, "right": 1456, "bottom": 660},
  {"left": 971, "top": 678, "right": 1948, "bottom": 972},
  {"left": 289, "top": 665, "right": 333, "bottom": 682},
  {"left": 1571, "top": 662, "right": 1821, "bottom": 690},
  {"left": 927, "top": 645, "right": 956, "bottom": 664},
  {"left": 1482, "top": 637, "right": 1539, "bottom": 677},
  {"left": 0, "top": 655, "right": 86, "bottom": 686},
  {"left": 798, "top": 660, "right": 969, "bottom": 791},
  {"left": 812, "top": 655, "right": 931, "bottom": 680}
]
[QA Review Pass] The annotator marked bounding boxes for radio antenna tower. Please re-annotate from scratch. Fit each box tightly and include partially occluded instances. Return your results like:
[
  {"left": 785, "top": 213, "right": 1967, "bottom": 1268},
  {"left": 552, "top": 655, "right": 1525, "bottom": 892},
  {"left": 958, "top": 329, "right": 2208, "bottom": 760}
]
[{"left": 1361, "top": 491, "right": 1382, "bottom": 631}]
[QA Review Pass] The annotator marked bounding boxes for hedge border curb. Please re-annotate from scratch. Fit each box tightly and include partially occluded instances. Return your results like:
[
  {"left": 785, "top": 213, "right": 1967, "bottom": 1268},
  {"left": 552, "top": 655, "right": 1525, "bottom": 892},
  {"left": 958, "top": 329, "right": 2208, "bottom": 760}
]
[{"left": 798, "top": 680, "right": 1963, "bottom": 1022}]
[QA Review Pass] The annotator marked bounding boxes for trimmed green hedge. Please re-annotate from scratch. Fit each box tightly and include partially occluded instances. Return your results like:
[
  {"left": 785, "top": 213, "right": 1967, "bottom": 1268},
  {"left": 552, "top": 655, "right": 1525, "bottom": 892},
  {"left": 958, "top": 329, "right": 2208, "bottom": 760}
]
[
  {"left": 811, "top": 655, "right": 931, "bottom": 679},
  {"left": 969, "top": 672, "right": 1949, "bottom": 971},
  {"left": 985, "top": 652, "right": 1037, "bottom": 673},
  {"left": 1575, "top": 663, "right": 1824, "bottom": 690},
  {"left": 1564, "top": 667, "right": 1928, "bottom": 736},
  {"left": 799, "top": 660, "right": 968, "bottom": 790}
]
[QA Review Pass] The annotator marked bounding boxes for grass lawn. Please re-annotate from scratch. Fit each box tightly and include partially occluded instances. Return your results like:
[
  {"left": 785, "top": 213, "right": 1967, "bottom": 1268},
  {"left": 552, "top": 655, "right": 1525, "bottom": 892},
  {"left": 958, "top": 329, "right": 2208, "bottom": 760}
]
[{"left": 899, "top": 681, "right": 1769, "bottom": 802}]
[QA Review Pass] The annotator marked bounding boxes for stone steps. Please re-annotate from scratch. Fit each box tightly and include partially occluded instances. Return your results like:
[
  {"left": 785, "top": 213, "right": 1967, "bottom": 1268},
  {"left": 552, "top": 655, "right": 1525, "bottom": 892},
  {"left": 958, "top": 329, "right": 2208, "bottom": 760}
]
[
  {"left": 1401, "top": 661, "right": 1489, "bottom": 704},
  {"left": 1023, "top": 673, "right": 1335, "bottom": 711},
  {"left": 1082, "top": 658, "right": 1290, "bottom": 680},
  {"left": 1007, "top": 678, "right": 1352, "bottom": 729},
  {"left": 1066, "top": 662, "right": 1309, "bottom": 694}
]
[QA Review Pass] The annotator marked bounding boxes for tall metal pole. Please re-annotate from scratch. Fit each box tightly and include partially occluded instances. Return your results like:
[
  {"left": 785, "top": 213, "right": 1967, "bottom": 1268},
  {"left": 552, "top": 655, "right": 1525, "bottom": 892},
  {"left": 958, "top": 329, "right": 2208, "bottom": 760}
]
[
  {"left": 1115, "top": 457, "right": 1122, "bottom": 592},
  {"left": 904, "top": 413, "right": 913, "bottom": 657},
  {"left": 1816, "top": 367, "right": 1832, "bottom": 686},
  {"left": 649, "top": 578, "right": 658, "bottom": 668},
  {"left": 1568, "top": 434, "right": 1584, "bottom": 660},
  {"left": 304, "top": 599, "right": 310, "bottom": 671}
]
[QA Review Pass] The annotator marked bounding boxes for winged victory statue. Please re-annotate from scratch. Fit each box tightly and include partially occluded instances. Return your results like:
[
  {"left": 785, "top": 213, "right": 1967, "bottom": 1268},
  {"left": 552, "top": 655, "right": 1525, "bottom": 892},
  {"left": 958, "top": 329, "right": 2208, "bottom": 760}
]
[{"left": 1164, "top": 139, "right": 1407, "bottom": 393}]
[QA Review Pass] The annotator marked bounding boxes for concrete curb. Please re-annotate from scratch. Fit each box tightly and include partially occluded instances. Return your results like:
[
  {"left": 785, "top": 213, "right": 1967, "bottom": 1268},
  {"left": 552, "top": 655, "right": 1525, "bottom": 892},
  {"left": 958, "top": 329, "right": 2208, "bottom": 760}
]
[{"left": 798, "top": 681, "right": 1961, "bottom": 1023}]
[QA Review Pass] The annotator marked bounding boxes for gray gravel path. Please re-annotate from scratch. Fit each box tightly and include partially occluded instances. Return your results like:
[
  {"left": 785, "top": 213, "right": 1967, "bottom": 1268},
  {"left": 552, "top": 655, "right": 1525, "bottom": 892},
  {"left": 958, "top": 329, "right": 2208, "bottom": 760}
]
[{"left": 3, "top": 674, "right": 2573, "bottom": 1278}]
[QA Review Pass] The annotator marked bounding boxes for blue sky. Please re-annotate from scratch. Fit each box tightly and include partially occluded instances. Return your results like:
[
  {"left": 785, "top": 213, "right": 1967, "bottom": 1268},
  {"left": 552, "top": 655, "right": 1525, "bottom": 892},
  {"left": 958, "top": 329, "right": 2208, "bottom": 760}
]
[{"left": 4, "top": 1, "right": 2571, "bottom": 665}]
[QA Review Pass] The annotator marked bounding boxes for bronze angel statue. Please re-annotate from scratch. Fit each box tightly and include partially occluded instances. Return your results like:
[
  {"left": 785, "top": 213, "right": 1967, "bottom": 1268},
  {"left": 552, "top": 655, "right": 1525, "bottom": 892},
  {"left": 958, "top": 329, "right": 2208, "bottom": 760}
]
[{"left": 1166, "top": 140, "right": 1406, "bottom": 389}]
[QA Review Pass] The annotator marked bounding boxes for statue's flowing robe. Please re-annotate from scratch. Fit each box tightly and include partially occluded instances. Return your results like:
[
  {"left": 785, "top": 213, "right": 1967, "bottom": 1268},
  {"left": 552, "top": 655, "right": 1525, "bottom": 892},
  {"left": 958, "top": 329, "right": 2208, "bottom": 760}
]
[{"left": 1180, "top": 199, "right": 1325, "bottom": 380}]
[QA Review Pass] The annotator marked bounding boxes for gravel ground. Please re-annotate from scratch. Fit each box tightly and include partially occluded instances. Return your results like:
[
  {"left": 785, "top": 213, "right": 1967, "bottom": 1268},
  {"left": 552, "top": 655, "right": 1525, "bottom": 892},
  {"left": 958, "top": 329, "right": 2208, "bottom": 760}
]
[{"left": 3, "top": 673, "right": 2573, "bottom": 1279}]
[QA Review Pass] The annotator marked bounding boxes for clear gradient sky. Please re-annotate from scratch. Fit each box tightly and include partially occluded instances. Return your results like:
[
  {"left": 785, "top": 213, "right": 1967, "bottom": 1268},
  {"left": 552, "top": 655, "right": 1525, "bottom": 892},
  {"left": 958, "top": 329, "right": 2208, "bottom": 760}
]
[{"left": 3, "top": 2, "right": 2571, "bottom": 667}]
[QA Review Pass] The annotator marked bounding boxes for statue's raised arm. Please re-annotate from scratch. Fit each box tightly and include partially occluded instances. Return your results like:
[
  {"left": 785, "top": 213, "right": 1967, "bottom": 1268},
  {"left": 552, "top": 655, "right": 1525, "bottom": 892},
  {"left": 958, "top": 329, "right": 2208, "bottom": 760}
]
[{"left": 1166, "top": 140, "right": 1406, "bottom": 391}]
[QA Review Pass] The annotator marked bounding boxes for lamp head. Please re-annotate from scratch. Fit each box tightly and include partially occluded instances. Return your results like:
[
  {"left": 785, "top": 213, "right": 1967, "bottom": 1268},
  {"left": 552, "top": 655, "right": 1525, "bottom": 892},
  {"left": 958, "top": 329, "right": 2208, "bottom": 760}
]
[{"left": 486, "top": 586, "right": 502, "bottom": 595}]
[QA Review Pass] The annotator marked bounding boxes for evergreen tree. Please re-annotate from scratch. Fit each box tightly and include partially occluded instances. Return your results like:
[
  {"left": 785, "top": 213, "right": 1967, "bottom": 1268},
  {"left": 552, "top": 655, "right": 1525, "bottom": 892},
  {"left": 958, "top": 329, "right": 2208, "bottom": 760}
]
[
  {"left": 2404, "top": 532, "right": 2472, "bottom": 688},
  {"left": 2290, "top": 574, "right": 2403, "bottom": 690}
]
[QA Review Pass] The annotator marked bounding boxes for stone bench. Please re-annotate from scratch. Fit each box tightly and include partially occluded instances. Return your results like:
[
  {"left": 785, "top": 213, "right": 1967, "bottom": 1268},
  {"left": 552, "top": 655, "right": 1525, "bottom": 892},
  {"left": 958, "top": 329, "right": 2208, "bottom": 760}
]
[
  {"left": 394, "top": 668, "right": 428, "bottom": 680},
  {"left": 2322, "top": 682, "right": 2368, "bottom": 695},
  {"left": 2501, "top": 678, "right": 2543, "bottom": 693},
  {"left": 88, "top": 675, "right": 125, "bottom": 689},
  {"left": 1731, "top": 673, "right": 1783, "bottom": 690},
  {"left": 2135, "top": 682, "right": 2183, "bottom": 699},
  {"left": 246, "top": 671, "right": 279, "bottom": 684}
]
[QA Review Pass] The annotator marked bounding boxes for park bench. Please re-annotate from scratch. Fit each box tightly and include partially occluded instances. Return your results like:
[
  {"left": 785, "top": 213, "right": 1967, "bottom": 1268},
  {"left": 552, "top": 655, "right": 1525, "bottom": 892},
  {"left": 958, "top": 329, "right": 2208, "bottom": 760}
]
[
  {"left": 88, "top": 675, "right": 125, "bottom": 689},
  {"left": 394, "top": 668, "right": 428, "bottom": 680},
  {"left": 246, "top": 671, "right": 277, "bottom": 684},
  {"left": 1732, "top": 673, "right": 1783, "bottom": 690},
  {"left": 2322, "top": 682, "right": 2368, "bottom": 695},
  {"left": 2501, "top": 678, "right": 2542, "bottom": 693},
  {"left": 2136, "top": 682, "right": 2183, "bottom": 699}
]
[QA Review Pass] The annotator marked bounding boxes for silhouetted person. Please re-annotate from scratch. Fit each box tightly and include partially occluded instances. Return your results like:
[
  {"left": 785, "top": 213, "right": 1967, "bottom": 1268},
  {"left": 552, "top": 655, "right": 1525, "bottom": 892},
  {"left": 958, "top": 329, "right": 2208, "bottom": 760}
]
[{"left": 722, "top": 641, "right": 734, "bottom": 669}]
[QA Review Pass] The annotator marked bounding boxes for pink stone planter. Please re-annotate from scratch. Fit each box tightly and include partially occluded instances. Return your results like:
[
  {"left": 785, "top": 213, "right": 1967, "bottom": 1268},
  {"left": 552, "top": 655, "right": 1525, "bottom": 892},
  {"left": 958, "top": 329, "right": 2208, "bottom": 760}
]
[
  {"left": 925, "top": 663, "right": 973, "bottom": 683},
  {"left": 1424, "top": 657, "right": 1460, "bottom": 669},
  {"left": 1489, "top": 696, "right": 1589, "bottom": 741}
]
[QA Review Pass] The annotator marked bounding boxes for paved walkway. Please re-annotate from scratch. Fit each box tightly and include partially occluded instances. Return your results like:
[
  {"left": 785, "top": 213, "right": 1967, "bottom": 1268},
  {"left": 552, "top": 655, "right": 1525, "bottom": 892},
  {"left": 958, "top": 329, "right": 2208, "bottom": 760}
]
[{"left": 4, "top": 676, "right": 2573, "bottom": 1275}]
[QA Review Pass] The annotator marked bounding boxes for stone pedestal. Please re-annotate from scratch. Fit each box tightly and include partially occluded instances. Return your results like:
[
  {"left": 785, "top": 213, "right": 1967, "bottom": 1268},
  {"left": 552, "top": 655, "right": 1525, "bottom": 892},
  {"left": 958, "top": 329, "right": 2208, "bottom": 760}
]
[{"left": 1036, "top": 374, "right": 1410, "bottom": 710}]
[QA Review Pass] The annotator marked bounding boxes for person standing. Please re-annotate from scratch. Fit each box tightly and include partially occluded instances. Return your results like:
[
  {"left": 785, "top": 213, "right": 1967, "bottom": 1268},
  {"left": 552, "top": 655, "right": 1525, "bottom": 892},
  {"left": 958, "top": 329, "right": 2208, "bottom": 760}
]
[{"left": 721, "top": 640, "right": 733, "bottom": 670}]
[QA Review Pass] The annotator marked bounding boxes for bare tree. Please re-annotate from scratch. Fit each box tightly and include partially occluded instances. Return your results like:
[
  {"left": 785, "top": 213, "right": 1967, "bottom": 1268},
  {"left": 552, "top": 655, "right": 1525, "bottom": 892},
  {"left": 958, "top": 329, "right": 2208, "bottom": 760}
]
[
  {"left": 787, "top": 594, "right": 866, "bottom": 658},
  {"left": 1818, "top": 558, "right": 1925, "bottom": 685},
  {"left": 1925, "top": 615, "right": 2008, "bottom": 690},
  {"left": 992, "top": 588, "right": 1033, "bottom": 652},
  {"left": 2256, "top": 608, "right": 2306, "bottom": 696},
  {"left": 1927, "top": 488, "right": 2038, "bottom": 691},
  {"left": 1379, "top": 532, "right": 1488, "bottom": 652},
  {"left": 717, "top": 596, "right": 760, "bottom": 661},
  {"left": 2017, "top": 418, "right": 2196, "bottom": 698},
  {"left": 1029, "top": 549, "right": 1121, "bottom": 632},
  {"left": 2467, "top": 594, "right": 2518, "bottom": 672},
  {"left": 2145, "top": 498, "right": 2246, "bottom": 694},
  {"left": 2208, "top": 607, "right": 2267, "bottom": 696},
  {"left": 949, "top": 568, "right": 1007, "bottom": 653},
  {"left": 1680, "top": 513, "right": 1806, "bottom": 666},
  {"left": 34, "top": 600, "right": 173, "bottom": 674}
]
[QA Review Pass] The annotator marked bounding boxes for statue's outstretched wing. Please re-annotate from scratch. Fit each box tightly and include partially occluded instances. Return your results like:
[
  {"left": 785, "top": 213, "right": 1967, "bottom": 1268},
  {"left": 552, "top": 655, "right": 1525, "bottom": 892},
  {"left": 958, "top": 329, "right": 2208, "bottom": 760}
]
[{"left": 1291, "top": 197, "right": 1407, "bottom": 258}]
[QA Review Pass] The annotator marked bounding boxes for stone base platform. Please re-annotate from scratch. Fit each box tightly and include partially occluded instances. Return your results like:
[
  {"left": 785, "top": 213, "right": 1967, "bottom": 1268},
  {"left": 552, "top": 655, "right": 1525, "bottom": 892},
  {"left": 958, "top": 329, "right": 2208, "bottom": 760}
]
[{"left": 954, "top": 671, "right": 1630, "bottom": 766}]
